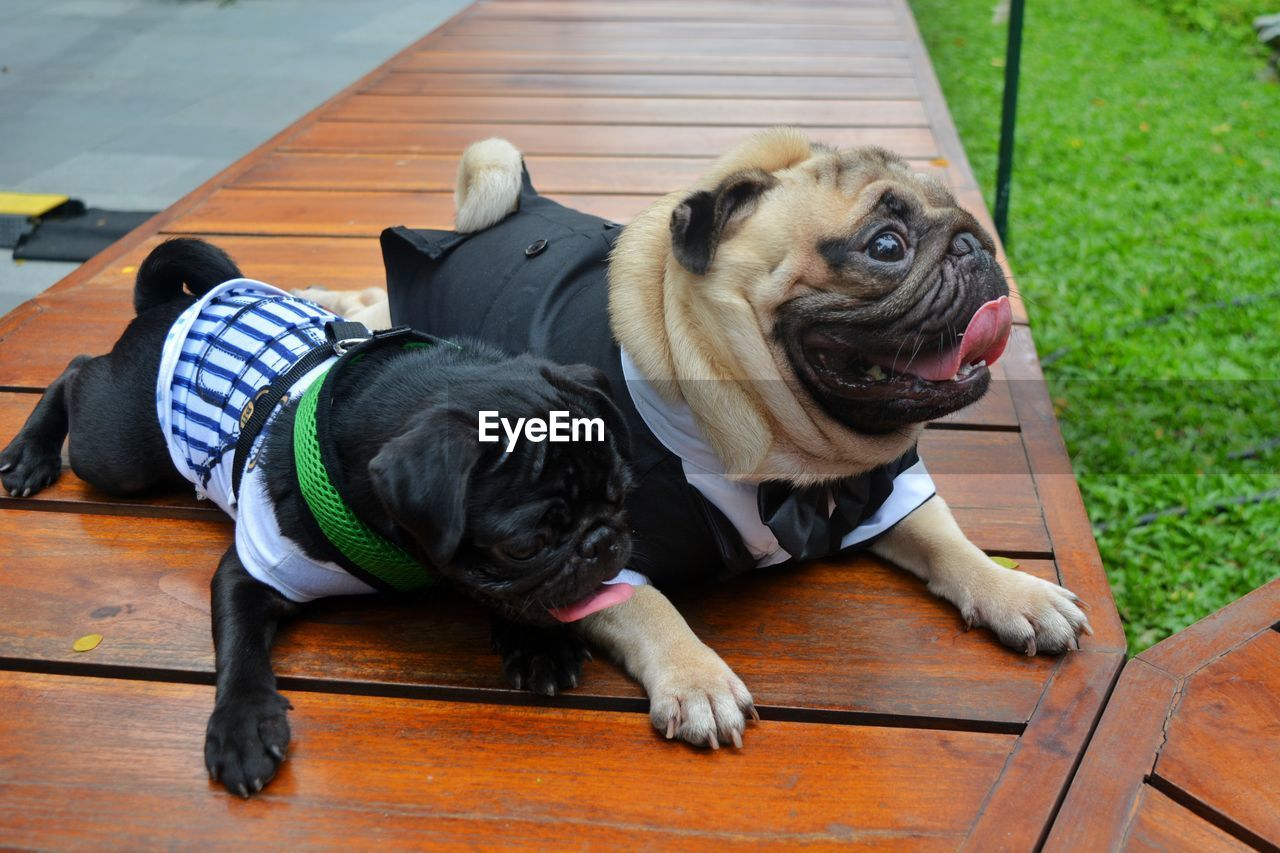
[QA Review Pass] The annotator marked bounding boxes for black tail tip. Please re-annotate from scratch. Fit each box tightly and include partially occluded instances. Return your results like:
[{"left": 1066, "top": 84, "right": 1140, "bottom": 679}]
[{"left": 134, "top": 237, "right": 242, "bottom": 315}]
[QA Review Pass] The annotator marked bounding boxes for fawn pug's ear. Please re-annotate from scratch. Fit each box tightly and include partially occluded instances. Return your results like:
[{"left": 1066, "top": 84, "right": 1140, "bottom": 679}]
[
  {"left": 669, "top": 168, "right": 778, "bottom": 275},
  {"left": 368, "top": 407, "right": 483, "bottom": 568}
]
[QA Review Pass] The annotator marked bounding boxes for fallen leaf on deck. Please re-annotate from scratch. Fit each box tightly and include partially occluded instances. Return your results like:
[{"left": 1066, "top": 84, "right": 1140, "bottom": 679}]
[{"left": 73, "top": 633, "right": 103, "bottom": 652}]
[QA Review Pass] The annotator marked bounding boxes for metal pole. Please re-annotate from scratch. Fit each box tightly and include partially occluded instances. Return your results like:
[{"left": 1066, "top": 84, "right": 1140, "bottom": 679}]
[{"left": 994, "top": 0, "right": 1025, "bottom": 245}]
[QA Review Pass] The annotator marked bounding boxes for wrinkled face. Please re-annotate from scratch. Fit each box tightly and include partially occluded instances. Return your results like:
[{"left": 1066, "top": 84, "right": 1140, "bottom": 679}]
[
  {"left": 368, "top": 359, "right": 632, "bottom": 626},
  {"left": 452, "top": 416, "right": 632, "bottom": 626},
  {"left": 670, "top": 145, "right": 1012, "bottom": 436}
]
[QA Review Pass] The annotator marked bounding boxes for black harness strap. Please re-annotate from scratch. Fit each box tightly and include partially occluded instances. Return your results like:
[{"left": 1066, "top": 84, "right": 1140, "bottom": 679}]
[{"left": 230, "top": 320, "right": 374, "bottom": 501}]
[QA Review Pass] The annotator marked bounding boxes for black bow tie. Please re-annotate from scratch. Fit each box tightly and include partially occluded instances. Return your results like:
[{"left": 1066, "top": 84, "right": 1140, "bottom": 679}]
[{"left": 756, "top": 447, "right": 921, "bottom": 563}]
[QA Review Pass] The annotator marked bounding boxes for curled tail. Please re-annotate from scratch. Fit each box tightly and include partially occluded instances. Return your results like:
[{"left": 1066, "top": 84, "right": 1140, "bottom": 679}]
[
  {"left": 454, "top": 138, "right": 523, "bottom": 233},
  {"left": 134, "top": 237, "right": 241, "bottom": 315}
]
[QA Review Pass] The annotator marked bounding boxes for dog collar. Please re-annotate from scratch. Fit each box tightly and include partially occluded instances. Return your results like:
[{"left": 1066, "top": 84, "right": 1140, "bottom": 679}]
[{"left": 291, "top": 324, "right": 454, "bottom": 594}]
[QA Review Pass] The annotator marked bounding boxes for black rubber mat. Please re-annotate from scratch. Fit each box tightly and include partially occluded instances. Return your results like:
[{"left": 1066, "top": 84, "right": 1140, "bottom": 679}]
[
  {"left": 0, "top": 214, "right": 33, "bottom": 250},
  {"left": 13, "top": 203, "right": 157, "bottom": 262}
]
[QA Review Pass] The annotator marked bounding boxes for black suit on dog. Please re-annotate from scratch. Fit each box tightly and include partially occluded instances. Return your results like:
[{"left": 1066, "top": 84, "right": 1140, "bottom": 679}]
[{"left": 383, "top": 171, "right": 935, "bottom": 587}]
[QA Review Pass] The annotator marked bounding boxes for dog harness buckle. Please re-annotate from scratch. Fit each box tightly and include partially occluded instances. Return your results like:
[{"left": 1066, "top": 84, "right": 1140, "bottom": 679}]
[{"left": 326, "top": 320, "right": 374, "bottom": 355}]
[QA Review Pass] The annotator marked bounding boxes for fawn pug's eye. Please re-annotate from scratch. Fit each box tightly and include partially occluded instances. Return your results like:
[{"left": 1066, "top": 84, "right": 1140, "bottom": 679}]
[{"left": 866, "top": 230, "right": 906, "bottom": 263}]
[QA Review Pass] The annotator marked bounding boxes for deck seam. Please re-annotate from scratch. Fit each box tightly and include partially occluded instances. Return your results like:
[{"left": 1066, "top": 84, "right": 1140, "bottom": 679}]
[
  {"left": 1145, "top": 774, "right": 1278, "bottom": 852},
  {"left": 0, "top": 656, "right": 1029, "bottom": 735}
]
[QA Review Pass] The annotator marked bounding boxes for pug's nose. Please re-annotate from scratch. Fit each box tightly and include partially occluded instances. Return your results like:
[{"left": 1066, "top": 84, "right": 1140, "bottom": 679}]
[
  {"left": 578, "top": 526, "right": 617, "bottom": 561},
  {"left": 950, "top": 232, "right": 982, "bottom": 256}
]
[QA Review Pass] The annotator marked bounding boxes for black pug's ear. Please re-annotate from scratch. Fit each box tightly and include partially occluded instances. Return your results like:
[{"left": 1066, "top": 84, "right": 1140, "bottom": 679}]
[
  {"left": 539, "top": 364, "right": 630, "bottom": 456},
  {"left": 368, "top": 407, "right": 482, "bottom": 568},
  {"left": 669, "top": 168, "right": 779, "bottom": 275}
]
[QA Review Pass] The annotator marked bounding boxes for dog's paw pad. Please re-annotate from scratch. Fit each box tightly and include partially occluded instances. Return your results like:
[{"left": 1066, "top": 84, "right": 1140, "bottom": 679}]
[
  {"left": 969, "top": 571, "right": 1092, "bottom": 655},
  {"left": 492, "top": 621, "right": 589, "bottom": 697},
  {"left": 0, "top": 439, "right": 62, "bottom": 498},
  {"left": 650, "top": 645, "right": 754, "bottom": 749},
  {"left": 204, "top": 691, "right": 291, "bottom": 797}
]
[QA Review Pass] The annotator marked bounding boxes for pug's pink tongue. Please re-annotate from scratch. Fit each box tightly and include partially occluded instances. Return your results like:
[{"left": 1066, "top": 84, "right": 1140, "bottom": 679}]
[
  {"left": 873, "top": 296, "right": 1013, "bottom": 381},
  {"left": 548, "top": 582, "right": 635, "bottom": 623}
]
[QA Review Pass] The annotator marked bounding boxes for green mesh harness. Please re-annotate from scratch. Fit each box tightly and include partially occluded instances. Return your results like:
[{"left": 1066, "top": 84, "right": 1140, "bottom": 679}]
[
  {"left": 282, "top": 324, "right": 455, "bottom": 594},
  {"left": 293, "top": 370, "right": 431, "bottom": 592}
]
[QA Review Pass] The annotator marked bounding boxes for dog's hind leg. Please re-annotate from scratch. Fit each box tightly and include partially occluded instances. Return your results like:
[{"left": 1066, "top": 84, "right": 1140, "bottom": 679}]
[
  {"left": 63, "top": 336, "right": 186, "bottom": 496},
  {"left": 204, "top": 546, "right": 299, "bottom": 798},
  {"left": 0, "top": 354, "right": 92, "bottom": 497}
]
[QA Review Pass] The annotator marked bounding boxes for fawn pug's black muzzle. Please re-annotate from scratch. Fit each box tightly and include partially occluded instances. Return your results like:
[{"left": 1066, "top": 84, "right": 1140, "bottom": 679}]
[{"left": 783, "top": 231, "right": 1012, "bottom": 433}]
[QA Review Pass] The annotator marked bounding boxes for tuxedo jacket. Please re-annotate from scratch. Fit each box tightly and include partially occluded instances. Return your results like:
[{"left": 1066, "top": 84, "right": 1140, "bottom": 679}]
[{"left": 381, "top": 171, "right": 935, "bottom": 587}]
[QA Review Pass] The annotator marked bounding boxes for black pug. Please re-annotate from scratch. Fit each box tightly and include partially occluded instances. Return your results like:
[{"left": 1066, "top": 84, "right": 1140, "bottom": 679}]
[{"left": 0, "top": 238, "right": 633, "bottom": 797}]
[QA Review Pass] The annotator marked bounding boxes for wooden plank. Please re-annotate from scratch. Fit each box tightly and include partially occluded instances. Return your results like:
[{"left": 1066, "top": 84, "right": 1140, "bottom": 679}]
[
  {"left": 447, "top": 18, "right": 902, "bottom": 40},
  {"left": 231, "top": 152, "right": 968, "bottom": 209},
  {"left": 962, "top": 649, "right": 1125, "bottom": 852},
  {"left": 893, "top": 0, "right": 978, "bottom": 184},
  {"left": 324, "top": 94, "right": 930, "bottom": 127},
  {"left": 0, "top": 671, "right": 1014, "bottom": 848},
  {"left": 1002, "top": 325, "right": 1127, "bottom": 650},
  {"left": 1153, "top": 630, "right": 1280, "bottom": 847},
  {"left": 462, "top": 1, "right": 899, "bottom": 24},
  {"left": 166, "top": 188, "right": 649, "bottom": 237},
  {"left": 0, "top": 509, "right": 1061, "bottom": 724},
  {"left": 1140, "top": 577, "right": 1280, "bottom": 678},
  {"left": 1124, "top": 787, "right": 1254, "bottom": 853},
  {"left": 41, "top": 234, "right": 387, "bottom": 299},
  {"left": 394, "top": 50, "right": 916, "bottom": 76},
  {"left": 368, "top": 71, "right": 921, "bottom": 100},
  {"left": 425, "top": 35, "right": 909, "bottom": 56},
  {"left": 0, "top": 291, "right": 133, "bottom": 391},
  {"left": 1052, "top": 582, "right": 1280, "bottom": 850},
  {"left": 281, "top": 121, "right": 941, "bottom": 158},
  {"left": 1043, "top": 659, "right": 1179, "bottom": 852}
]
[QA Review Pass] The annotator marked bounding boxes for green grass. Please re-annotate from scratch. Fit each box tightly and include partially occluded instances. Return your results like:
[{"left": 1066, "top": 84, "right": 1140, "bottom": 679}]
[{"left": 911, "top": 0, "right": 1280, "bottom": 651}]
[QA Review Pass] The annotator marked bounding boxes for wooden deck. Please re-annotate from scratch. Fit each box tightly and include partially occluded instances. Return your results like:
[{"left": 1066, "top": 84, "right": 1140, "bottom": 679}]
[
  {"left": 1048, "top": 578, "right": 1280, "bottom": 851},
  {"left": 0, "top": 0, "right": 1138, "bottom": 847}
]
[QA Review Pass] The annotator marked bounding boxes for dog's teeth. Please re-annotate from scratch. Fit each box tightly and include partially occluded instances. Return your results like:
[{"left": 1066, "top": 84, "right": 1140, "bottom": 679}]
[{"left": 865, "top": 365, "right": 887, "bottom": 381}]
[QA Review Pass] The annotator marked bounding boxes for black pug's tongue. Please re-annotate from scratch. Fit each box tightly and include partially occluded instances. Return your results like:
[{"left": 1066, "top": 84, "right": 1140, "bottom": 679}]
[
  {"left": 869, "top": 296, "right": 1013, "bottom": 381},
  {"left": 548, "top": 581, "right": 635, "bottom": 623}
]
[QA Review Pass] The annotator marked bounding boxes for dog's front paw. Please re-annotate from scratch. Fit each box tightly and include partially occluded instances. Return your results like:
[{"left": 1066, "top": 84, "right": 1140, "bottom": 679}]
[
  {"left": 649, "top": 644, "right": 756, "bottom": 749},
  {"left": 962, "top": 569, "right": 1092, "bottom": 655},
  {"left": 204, "top": 690, "right": 292, "bottom": 797},
  {"left": 492, "top": 620, "right": 591, "bottom": 697},
  {"left": 0, "top": 438, "right": 62, "bottom": 497}
]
